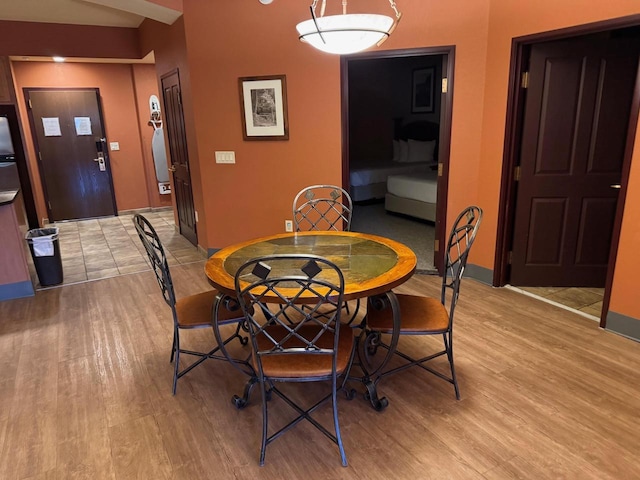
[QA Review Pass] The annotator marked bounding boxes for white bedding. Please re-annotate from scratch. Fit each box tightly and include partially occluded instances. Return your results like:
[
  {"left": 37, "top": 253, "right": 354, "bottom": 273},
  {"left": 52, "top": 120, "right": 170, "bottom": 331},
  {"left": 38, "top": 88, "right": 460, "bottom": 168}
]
[
  {"left": 387, "top": 170, "right": 438, "bottom": 204},
  {"left": 349, "top": 160, "right": 429, "bottom": 187}
]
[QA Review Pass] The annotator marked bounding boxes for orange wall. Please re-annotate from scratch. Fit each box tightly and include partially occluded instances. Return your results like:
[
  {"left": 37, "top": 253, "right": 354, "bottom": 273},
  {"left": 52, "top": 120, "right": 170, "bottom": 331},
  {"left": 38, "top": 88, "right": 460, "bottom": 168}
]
[
  {"left": 131, "top": 64, "right": 171, "bottom": 208},
  {"left": 178, "top": 1, "right": 640, "bottom": 322},
  {"left": 181, "top": 0, "right": 490, "bottom": 250},
  {"left": 12, "top": 61, "right": 156, "bottom": 221}
]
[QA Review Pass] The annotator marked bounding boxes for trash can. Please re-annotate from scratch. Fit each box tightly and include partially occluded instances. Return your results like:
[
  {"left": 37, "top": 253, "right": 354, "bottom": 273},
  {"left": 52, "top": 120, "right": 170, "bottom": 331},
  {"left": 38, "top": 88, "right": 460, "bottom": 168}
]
[{"left": 26, "top": 227, "right": 63, "bottom": 286}]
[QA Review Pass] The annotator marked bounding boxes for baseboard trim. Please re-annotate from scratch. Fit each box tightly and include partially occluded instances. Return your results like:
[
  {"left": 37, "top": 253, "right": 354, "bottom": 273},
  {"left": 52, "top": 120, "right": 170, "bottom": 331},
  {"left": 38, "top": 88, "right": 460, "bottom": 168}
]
[
  {"left": 465, "top": 263, "right": 493, "bottom": 285},
  {"left": 117, "top": 206, "right": 173, "bottom": 216},
  {"left": 606, "top": 311, "right": 640, "bottom": 342},
  {"left": 0, "top": 280, "right": 35, "bottom": 301}
]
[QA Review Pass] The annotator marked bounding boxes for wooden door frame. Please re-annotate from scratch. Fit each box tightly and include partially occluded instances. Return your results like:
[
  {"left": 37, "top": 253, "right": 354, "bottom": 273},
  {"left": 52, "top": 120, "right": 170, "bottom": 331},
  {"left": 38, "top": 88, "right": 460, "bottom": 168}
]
[
  {"left": 23, "top": 87, "right": 118, "bottom": 222},
  {"left": 494, "top": 14, "right": 640, "bottom": 328},
  {"left": 340, "top": 45, "right": 455, "bottom": 274}
]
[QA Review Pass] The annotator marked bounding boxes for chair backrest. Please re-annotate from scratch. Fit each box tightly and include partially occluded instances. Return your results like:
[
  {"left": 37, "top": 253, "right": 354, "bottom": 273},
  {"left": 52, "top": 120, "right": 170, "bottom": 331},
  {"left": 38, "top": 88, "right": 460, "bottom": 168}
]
[
  {"left": 234, "top": 254, "right": 345, "bottom": 378},
  {"left": 133, "top": 214, "right": 177, "bottom": 311},
  {"left": 293, "top": 185, "right": 353, "bottom": 232},
  {"left": 441, "top": 206, "right": 483, "bottom": 313}
]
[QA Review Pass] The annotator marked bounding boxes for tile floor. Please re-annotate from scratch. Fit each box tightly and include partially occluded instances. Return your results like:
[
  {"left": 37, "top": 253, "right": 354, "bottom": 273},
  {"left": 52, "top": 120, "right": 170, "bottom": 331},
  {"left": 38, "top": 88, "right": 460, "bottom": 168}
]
[
  {"left": 31, "top": 210, "right": 205, "bottom": 289},
  {"left": 516, "top": 286, "right": 605, "bottom": 318}
]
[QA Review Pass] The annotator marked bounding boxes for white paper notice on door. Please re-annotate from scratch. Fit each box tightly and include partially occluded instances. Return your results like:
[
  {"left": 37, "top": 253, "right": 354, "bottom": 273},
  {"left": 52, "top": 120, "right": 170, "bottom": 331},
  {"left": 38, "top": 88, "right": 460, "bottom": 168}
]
[
  {"left": 42, "top": 117, "right": 61, "bottom": 137},
  {"left": 74, "top": 117, "right": 92, "bottom": 136}
]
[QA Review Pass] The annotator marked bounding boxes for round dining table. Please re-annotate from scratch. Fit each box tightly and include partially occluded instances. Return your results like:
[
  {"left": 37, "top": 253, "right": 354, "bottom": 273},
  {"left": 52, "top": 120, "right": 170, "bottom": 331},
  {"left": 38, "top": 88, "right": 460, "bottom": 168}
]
[{"left": 204, "top": 230, "right": 417, "bottom": 410}]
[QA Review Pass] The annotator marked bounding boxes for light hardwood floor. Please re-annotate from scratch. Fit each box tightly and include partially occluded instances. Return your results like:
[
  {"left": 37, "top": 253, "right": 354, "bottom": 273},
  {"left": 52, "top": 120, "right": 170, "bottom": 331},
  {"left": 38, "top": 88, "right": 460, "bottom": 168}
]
[{"left": 1, "top": 262, "right": 639, "bottom": 479}]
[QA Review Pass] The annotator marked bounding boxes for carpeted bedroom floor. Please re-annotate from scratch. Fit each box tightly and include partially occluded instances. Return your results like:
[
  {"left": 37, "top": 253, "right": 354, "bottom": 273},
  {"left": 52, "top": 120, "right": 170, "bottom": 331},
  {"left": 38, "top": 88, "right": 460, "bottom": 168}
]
[{"left": 351, "top": 201, "right": 436, "bottom": 273}]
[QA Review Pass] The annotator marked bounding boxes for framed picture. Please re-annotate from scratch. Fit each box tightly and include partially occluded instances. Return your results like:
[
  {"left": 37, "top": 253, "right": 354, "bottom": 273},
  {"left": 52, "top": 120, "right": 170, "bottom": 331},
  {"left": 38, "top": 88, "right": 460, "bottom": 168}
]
[
  {"left": 238, "top": 74, "right": 289, "bottom": 141},
  {"left": 411, "top": 68, "right": 435, "bottom": 113}
]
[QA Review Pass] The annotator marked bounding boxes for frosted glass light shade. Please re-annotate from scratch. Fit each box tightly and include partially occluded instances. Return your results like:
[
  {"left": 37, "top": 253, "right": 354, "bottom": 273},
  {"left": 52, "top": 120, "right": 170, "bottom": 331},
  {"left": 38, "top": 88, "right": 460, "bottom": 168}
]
[{"left": 296, "top": 14, "right": 395, "bottom": 55}]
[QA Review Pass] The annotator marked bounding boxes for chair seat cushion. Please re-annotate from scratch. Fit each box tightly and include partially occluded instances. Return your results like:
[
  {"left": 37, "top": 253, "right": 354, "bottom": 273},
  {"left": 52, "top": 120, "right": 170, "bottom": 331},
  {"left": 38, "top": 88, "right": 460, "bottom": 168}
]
[
  {"left": 253, "top": 323, "right": 355, "bottom": 379},
  {"left": 176, "top": 290, "right": 245, "bottom": 327},
  {"left": 366, "top": 294, "right": 450, "bottom": 334}
]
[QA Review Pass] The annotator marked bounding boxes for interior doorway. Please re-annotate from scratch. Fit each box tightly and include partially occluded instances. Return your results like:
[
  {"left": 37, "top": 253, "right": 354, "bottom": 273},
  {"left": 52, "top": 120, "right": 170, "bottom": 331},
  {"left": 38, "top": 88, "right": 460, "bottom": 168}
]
[
  {"left": 496, "top": 21, "right": 640, "bottom": 324},
  {"left": 341, "top": 47, "right": 455, "bottom": 274},
  {"left": 24, "top": 88, "right": 117, "bottom": 222}
]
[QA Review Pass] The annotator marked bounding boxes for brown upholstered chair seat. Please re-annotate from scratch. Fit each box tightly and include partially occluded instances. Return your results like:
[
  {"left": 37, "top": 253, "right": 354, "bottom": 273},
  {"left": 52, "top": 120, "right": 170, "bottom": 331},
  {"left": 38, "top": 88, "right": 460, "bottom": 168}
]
[
  {"left": 366, "top": 295, "right": 450, "bottom": 334},
  {"left": 252, "top": 323, "right": 354, "bottom": 378},
  {"left": 175, "top": 290, "right": 244, "bottom": 327}
]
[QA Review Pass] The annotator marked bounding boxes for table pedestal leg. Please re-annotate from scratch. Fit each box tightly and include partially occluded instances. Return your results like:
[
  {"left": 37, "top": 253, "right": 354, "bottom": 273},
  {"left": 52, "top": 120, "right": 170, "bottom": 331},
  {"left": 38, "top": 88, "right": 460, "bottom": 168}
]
[{"left": 353, "top": 291, "right": 401, "bottom": 411}]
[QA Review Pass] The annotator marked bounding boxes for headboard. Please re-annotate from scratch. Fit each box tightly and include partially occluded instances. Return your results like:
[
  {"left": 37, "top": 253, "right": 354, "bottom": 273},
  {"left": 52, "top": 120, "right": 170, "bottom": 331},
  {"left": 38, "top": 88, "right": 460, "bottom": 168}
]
[
  {"left": 394, "top": 119, "right": 440, "bottom": 141},
  {"left": 394, "top": 119, "right": 440, "bottom": 162}
]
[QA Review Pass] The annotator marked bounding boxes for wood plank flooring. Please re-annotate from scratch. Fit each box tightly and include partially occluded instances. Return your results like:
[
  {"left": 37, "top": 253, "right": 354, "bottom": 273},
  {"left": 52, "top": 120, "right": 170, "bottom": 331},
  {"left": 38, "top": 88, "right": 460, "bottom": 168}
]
[{"left": 0, "top": 262, "right": 638, "bottom": 479}]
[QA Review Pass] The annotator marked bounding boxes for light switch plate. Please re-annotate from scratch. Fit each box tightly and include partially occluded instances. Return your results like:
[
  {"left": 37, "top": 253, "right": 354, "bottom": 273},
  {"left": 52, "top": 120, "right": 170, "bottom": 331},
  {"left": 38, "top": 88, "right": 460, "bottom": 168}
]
[
  {"left": 215, "top": 151, "right": 235, "bottom": 164},
  {"left": 110, "top": 142, "right": 120, "bottom": 151}
]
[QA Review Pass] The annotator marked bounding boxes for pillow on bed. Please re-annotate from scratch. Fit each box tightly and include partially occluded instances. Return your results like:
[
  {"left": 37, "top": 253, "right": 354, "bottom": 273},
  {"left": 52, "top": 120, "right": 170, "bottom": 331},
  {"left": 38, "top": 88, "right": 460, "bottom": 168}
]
[
  {"left": 392, "top": 139, "right": 410, "bottom": 163},
  {"left": 401, "top": 139, "right": 436, "bottom": 164}
]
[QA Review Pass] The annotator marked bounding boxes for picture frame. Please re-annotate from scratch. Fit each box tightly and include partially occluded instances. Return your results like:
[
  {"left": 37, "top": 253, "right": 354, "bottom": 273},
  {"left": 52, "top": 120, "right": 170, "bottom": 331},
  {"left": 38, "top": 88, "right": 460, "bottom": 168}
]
[
  {"left": 411, "top": 68, "right": 435, "bottom": 114},
  {"left": 238, "top": 74, "right": 289, "bottom": 141}
]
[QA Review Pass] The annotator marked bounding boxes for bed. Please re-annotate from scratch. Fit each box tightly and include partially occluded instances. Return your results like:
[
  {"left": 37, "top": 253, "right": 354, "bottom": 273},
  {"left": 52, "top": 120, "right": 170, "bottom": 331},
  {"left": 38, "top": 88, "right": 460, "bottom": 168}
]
[
  {"left": 385, "top": 169, "right": 438, "bottom": 222},
  {"left": 349, "top": 119, "right": 440, "bottom": 202}
]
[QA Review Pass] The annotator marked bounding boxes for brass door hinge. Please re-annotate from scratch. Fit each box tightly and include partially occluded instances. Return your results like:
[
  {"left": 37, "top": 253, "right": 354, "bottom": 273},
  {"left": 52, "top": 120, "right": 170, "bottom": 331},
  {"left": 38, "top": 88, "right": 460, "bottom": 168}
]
[
  {"left": 48, "top": 201, "right": 52, "bottom": 210},
  {"left": 442, "top": 78, "right": 448, "bottom": 94},
  {"left": 28, "top": 98, "right": 33, "bottom": 109},
  {"left": 514, "top": 166, "right": 521, "bottom": 182},
  {"left": 438, "top": 163, "right": 443, "bottom": 177},
  {"left": 521, "top": 71, "right": 529, "bottom": 89},
  {"left": 508, "top": 251, "right": 513, "bottom": 264},
  {"left": 434, "top": 239, "right": 439, "bottom": 252}
]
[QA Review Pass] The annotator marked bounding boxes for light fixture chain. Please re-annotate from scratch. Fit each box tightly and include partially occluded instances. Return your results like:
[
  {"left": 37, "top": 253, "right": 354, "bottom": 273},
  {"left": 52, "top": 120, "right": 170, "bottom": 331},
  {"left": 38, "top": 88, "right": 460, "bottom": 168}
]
[
  {"left": 342, "top": 0, "right": 347, "bottom": 15},
  {"left": 388, "top": 0, "right": 400, "bottom": 18}
]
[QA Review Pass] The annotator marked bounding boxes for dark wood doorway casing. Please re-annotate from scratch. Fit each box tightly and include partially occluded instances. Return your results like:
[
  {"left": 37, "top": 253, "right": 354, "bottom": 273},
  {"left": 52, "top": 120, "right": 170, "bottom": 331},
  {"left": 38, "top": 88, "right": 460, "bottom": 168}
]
[
  {"left": 495, "top": 14, "right": 640, "bottom": 327},
  {"left": 340, "top": 46, "right": 455, "bottom": 275},
  {"left": 24, "top": 88, "right": 117, "bottom": 222},
  {"left": 161, "top": 69, "right": 197, "bottom": 247}
]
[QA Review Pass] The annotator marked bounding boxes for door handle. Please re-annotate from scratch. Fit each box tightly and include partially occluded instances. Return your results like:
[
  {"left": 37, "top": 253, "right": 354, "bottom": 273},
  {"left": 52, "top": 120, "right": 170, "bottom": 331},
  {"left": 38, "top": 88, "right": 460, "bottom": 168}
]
[
  {"left": 93, "top": 152, "right": 106, "bottom": 171},
  {"left": 610, "top": 184, "right": 621, "bottom": 189},
  {"left": 168, "top": 165, "right": 176, "bottom": 172}
]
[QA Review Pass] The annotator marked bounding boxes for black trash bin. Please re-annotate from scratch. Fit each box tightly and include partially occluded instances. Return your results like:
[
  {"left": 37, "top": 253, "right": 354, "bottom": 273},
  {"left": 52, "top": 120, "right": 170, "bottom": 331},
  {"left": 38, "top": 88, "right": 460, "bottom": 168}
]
[{"left": 26, "top": 227, "right": 63, "bottom": 286}]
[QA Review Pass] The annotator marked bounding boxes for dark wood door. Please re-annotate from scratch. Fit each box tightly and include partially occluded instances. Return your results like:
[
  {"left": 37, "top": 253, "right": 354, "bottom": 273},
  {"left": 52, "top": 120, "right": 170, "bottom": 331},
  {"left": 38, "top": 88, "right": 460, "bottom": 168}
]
[
  {"left": 511, "top": 37, "right": 639, "bottom": 286},
  {"left": 25, "top": 89, "right": 117, "bottom": 221},
  {"left": 161, "top": 70, "right": 197, "bottom": 246}
]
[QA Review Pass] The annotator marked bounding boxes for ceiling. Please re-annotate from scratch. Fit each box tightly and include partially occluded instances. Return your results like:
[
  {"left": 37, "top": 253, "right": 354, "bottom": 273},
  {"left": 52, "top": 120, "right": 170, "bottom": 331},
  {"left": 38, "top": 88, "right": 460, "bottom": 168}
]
[{"left": 0, "top": 0, "right": 181, "bottom": 28}]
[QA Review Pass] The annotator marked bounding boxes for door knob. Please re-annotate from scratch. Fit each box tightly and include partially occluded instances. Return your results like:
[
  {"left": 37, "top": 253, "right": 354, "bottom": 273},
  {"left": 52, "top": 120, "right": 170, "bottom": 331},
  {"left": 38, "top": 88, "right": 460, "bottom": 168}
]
[
  {"left": 610, "top": 184, "right": 621, "bottom": 189},
  {"left": 168, "top": 165, "right": 176, "bottom": 172}
]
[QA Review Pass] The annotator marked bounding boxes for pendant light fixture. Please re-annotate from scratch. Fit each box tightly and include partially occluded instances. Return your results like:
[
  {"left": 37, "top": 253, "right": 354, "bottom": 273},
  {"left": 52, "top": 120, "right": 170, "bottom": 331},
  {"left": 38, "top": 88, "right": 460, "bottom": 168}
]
[{"left": 296, "top": 0, "right": 402, "bottom": 55}]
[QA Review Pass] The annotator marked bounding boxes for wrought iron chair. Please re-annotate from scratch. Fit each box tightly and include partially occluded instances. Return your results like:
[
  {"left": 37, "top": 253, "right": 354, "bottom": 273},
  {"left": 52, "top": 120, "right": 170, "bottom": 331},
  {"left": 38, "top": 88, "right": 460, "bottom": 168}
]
[
  {"left": 293, "top": 184, "right": 358, "bottom": 321},
  {"left": 292, "top": 184, "right": 353, "bottom": 232},
  {"left": 363, "top": 206, "right": 482, "bottom": 400},
  {"left": 133, "top": 214, "right": 247, "bottom": 395},
  {"left": 233, "top": 254, "right": 356, "bottom": 466}
]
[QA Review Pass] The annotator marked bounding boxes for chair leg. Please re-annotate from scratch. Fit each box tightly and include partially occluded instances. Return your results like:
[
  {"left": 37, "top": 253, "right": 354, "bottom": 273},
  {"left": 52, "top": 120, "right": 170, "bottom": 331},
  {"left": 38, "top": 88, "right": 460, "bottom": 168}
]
[
  {"left": 259, "top": 377, "right": 268, "bottom": 466},
  {"left": 443, "top": 332, "right": 460, "bottom": 400},
  {"left": 172, "top": 332, "right": 180, "bottom": 396},
  {"left": 170, "top": 330, "right": 177, "bottom": 364},
  {"left": 332, "top": 376, "right": 348, "bottom": 466}
]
